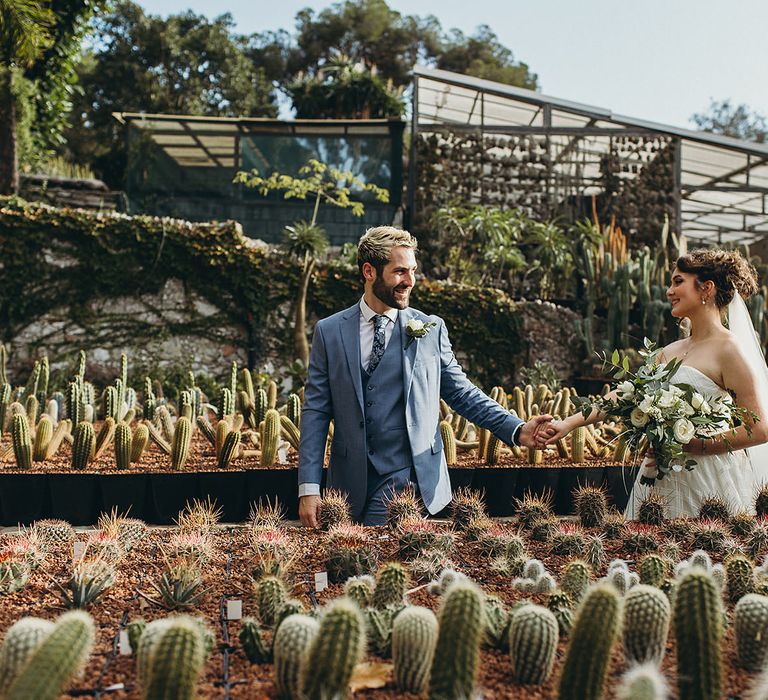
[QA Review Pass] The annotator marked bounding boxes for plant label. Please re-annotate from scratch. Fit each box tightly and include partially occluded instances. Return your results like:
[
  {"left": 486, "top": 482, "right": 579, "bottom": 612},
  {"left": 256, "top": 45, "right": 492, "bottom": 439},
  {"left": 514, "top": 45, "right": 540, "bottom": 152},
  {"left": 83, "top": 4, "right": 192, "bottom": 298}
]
[
  {"left": 73, "top": 540, "right": 86, "bottom": 563},
  {"left": 118, "top": 629, "right": 132, "bottom": 655},
  {"left": 278, "top": 447, "right": 287, "bottom": 464},
  {"left": 227, "top": 599, "right": 242, "bottom": 620},
  {"left": 103, "top": 684, "right": 125, "bottom": 691},
  {"left": 314, "top": 571, "right": 328, "bottom": 593}
]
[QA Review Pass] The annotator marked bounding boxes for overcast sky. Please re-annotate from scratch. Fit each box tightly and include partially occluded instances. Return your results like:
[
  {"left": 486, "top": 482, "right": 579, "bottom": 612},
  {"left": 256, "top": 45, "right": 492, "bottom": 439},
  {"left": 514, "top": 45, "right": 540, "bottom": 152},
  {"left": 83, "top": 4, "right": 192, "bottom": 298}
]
[{"left": 136, "top": 0, "right": 768, "bottom": 129}]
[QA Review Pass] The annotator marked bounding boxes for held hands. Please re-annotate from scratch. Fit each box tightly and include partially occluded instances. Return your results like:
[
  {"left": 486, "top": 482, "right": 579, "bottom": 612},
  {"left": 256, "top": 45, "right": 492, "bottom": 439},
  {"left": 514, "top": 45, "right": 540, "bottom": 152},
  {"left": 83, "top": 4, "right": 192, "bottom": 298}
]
[
  {"left": 299, "top": 495, "right": 321, "bottom": 528},
  {"left": 542, "top": 419, "right": 572, "bottom": 446},
  {"left": 518, "top": 414, "right": 555, "bottom": 450}
]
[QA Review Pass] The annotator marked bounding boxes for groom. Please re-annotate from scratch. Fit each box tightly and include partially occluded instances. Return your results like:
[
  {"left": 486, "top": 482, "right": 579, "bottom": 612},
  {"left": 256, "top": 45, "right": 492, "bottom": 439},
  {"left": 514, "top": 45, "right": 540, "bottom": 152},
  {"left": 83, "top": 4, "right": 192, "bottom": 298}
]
[{"left": 298, "top": 226, "right": 552, "bottom": 526}]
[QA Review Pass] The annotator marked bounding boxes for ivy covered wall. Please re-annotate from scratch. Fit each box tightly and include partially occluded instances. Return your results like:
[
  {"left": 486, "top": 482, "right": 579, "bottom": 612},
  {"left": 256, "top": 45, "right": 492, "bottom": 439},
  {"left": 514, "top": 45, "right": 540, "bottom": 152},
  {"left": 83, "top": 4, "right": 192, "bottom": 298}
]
[{"left": 0, "top": 198, "right": 581, "bottom": 391}]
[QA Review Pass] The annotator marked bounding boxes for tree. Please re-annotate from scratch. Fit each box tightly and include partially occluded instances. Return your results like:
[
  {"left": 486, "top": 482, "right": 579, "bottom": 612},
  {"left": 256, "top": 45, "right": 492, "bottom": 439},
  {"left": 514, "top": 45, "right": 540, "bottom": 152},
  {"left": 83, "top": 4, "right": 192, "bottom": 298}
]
[
  {"left": 0, "top": 0, "right": 53, "bottom": 194},
  {"left": 66, "top": 1, "right": 278, "bottom": 185},
  {"left": 692, "top": 99, "right": 767, "bottom": 143},
  {"left": 436, "top": 25, "right": 538, "bottom": 89},
  {"left": 234, "top": 159, "right": 389, "bottom": 368}
]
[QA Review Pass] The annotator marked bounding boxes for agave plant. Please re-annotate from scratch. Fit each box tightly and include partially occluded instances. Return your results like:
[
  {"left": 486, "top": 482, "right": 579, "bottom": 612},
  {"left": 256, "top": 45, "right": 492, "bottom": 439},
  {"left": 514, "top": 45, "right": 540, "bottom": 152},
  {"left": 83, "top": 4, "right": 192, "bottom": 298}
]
[{"left": 54, "top": 557, "right": 116, "bottom": 609}]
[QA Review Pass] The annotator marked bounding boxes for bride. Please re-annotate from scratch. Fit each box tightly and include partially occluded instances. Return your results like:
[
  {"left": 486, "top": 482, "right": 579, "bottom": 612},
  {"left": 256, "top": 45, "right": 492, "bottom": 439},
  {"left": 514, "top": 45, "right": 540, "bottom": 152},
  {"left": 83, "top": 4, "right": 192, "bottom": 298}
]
[{"left": 544, "top": 248, "right": 768, "bottom": 518}]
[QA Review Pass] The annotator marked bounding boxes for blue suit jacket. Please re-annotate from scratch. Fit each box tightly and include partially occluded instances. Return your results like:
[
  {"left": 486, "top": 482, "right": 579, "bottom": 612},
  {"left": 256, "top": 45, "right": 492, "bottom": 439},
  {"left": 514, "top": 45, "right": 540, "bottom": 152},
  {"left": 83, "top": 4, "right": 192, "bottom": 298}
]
[{"left": 298, "top": 303, "right": 523, "bottom": 516}]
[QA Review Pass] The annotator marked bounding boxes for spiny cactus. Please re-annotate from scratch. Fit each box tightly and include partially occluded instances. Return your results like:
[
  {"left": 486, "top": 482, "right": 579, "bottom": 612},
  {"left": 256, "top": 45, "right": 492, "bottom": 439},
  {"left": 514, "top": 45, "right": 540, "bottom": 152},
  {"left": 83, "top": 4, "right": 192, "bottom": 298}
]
[
  {"left": 557, "top": 583, "right": 622, "bottom": 700},
  {"left": 691, "top": 519, "right": 729, "bottom": 555},
  {"left": 114, "top": 421, "right": 132, "bottom": 469},
  {"left": 365, "top": 606, "right": 399, "bottom": 657},
  {"left": 550, "top": 523, "right": 587, "bottom": 557},
  {"left": 218, "top": 429, "right": 241, "bottom": 469},
  {"left": 560, "top": 560, "right": 592, "bottom": 603},
  {"left": 440, "top": 420, "right": 457, "bottom": 465},
  {"left": 130, "top": 423, "right": 149, "bottom": 463},
  {"left": 638, "top": 490, "right": 666, "bottom": 525},
  {"left": 239, "top": 617, "right": 271, "bottom": 663},
  {"left": 55, "top": 558, "right": 115, "bottom": 609},
  {"left": 32, "top": 414, "right": 52, "bottom": 462},
  {"left": 149, "top": 560, "right": 208, "bottom": 610},
  {"left": 623, "top": 584, "right": 671, "bottom": 665},
  {"left": 273, "top": 614, "right": 319, "bottom": 700},
  {"left": 318, "top": 488, "right": 352, "bottom": 531},
  {"left": 373, "top": 562, "right": 408, "bottom": 609},
  {"left": 514, "top": 490, "right": 554, "bottom": 528},
  {"left": 71, "top": 421, "right": 94, "bottom": 470},
  {"left": 0, "top": 617, "right": 54, "bottom": 694},
  {"left": 256, "top": 575, "right": 287, "bottom": 627},
  {"left": 508, "top": 603, "right": 558, "bottom": 685},
  {"left": 4, "top": 610, "right": 94, "bottom": 700},
  {"left": 450, "top": 486, "right": 487, "bottom": 529},
  {"left": 735, "top": 593, "right": 768, "bottom": 671},
  {"left": 616, "top": 662, "right": 669, "bottom": 700},
  {"left": 392, "top": 605, "right": 438, "bottom": 694},
  {"left": 726, "top": 553, "right": 756, "bottom": 603},
  {"left": 698, "top": 495, "right": 731, "bottom": 522},
  {"left": 260, "top": 408, "right": 280, "bottom": 466},
  {"left": 638, "top": 553, "right": 669, "bottom": 588},
  {"left": 546, "top": 589, "right": 573, "bottom": 636},
  {"left": 428, "top": 580, "right": 484, "bottom": 700},
  {"left": 300, "top": 598, "right": 365, "bottom": 700},
  {"left": 171, "top": 416, "right": 192, "bottom": 470},
  {"left": 34, "top": 518, "right": 75, "bottom": 546},
  {"left": 731, "top": 510, "right": 757, "bottom": 537},
  {"left": 139, "top": 615, "right": 207, "bottom": 700},
  {"left": 482, "top": 595, "right": 510, "bottom": 650},
  {"left": 11, "top": 412, "right": 31, "bottom": 468},
  {"left": 602, "top": 512, "right": 627, "bottom": 539},
  {"left": 397, "top": 519, "right": 454, "bottom": 560},
  {"left": 573, "top": 484, "right": 608, "bottom": 527},
  {"left": 675, "top": 569, "right": 723, "bottom": 700},
  {"left": 344, "top": 575, "right": 375, "bottom": 609}
]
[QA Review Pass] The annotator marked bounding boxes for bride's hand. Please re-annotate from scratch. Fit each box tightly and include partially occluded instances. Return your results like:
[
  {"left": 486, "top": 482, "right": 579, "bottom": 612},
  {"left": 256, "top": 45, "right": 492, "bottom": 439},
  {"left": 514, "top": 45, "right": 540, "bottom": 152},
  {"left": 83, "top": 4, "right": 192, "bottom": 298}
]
[
  {"left": 644, "top": 446, "right": 657, "bottom": 469},
  {"left": 543, "top": 419, "right": 570, "bottom": 445}
]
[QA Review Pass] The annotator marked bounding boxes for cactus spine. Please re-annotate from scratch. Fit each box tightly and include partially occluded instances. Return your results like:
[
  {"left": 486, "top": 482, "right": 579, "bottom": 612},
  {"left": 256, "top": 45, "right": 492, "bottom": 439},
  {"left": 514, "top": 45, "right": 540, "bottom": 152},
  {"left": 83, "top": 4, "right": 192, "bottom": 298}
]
[
  {"left": 623, "top": 584, "right": 671, "bottom": 665},
  {"left": 71, "top": 421, "right": 95, "bottom": 469},
  {"left": 273, "top": 614, "right": 319, "bottom": 700},
  {"left": 392, "top": 606, "right": 438, "bottom": 694},
  {"left": 429, "top": 580, "right": 484, "bottom": 700},
  {"left": 171, "top": 416, "right": 192, "bottom": 469},
  {"left": 11, "top": 412, "right": 32, "bottom": 468},
  {"left": 261, "top": 408, "right": 280, "bottom": 466},
  {"left": 616, "top": 663, "right": 669, "bottom": 700},
  {"left": 675, "top": 569, "right": 723, "bottom": 700},
  {"left": 557, "top": 583, "right": 622, "bottom": 700},
  {"left": 4, "top": 610, "right": 95, "bottom": 700},
  {"left": 115, "top": 422, "right": 132, "bottom": 469},
  {"left": 300, "top": 599, "right": 365, "bottom": 700},
  {"left": 735, "top": 593, "right": 768, "bottom": 671},
  {"left": 508, "top": 603, "right": 559, "bottom": 685}
]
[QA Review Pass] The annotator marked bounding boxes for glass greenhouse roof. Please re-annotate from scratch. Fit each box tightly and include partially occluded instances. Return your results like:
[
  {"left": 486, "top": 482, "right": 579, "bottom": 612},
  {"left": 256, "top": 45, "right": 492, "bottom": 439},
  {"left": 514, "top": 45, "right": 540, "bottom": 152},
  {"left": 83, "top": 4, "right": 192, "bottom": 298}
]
[{"left": 413, "top": 66, "right": 768, "bottom": 244}]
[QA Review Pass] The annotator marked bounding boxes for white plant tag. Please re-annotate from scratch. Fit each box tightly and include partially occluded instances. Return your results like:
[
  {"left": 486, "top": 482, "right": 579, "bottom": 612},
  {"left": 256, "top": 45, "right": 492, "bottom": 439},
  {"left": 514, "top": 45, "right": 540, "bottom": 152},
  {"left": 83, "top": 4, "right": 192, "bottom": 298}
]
[
  {"left": 118, "top": 629, "right": 132, "bottom": 656},
  {"left": 278, "top": 447, "right": 287, "bottom": 464},
  {"left": 73, "top": 541, "right": 86, "bottom": 563},
  {"left": 314, "top": 571, "right": 328, "bottom": 593},
  {"left": 227, "top": 599, "right": 242, "bottom": 620},
  {"left": 103, "top": 683, "right": 125, "bottom": 691}
]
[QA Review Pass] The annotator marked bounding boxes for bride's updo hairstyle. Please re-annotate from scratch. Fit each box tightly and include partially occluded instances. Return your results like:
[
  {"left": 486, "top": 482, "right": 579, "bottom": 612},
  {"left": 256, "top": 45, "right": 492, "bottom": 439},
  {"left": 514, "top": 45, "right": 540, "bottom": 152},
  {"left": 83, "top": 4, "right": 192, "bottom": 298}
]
[{"left": 676, "top": 248, "right": 759, "bottom": 308}]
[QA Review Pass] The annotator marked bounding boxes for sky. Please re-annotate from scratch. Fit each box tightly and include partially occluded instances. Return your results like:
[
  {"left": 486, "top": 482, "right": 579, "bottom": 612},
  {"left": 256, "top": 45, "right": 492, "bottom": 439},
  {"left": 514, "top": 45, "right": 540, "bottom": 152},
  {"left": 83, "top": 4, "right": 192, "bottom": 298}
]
[{"left": 136, "top": 0, "right": 768, "bottom": 130}]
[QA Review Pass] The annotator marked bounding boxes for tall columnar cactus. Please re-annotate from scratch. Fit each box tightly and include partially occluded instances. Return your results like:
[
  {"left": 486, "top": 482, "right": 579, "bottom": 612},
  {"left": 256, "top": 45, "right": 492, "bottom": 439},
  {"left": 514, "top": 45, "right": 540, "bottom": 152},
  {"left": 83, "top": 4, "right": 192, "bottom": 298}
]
[
  {"left": 33, "top": 414, "right": 53, "bottom": 462},
  {"left": 261, "top": 408, "right": 281, "bottom": 466},
  {"left": 140, "top": 616, "right": 206, "bottom": 700},
  {"left": 67, "top": 382, "right": 82, "bottom": 428},
  {"left": 219, "top": 387, "right": 234, "bottom": 418},
  {"left": 570, "top": 426, "right": 585, "bottom": 463},
  {"left": 11, "top": 412, "right": 32, "bottom": 468},
  {"left": 255, "top": 388, "right": 268, "bottom": 427},
  {"left": 4, "top": 610, "right": 95, "bottom": 700},
  {"left": 71, "top": 421, "right": 95, "bottom": 470},
  {"left": 0, "top": 617, "right": 55, "bottom": 694},
  {"left": 557, "top": 583, "right": 622, "bottom": 700},
  {"left": 299, "top": 599, "right": 365, "bottom": 700},
  {"left": 735, "top": 593, "right": 768, "bottom": 671},
  {"left": 171, "top": 416, "right": 192, "bottom": 470},
  {"left": 725, "top": 554, "right": 756, "bottom": 603},
  {"left": 428, "top": 580, "right": 484, "bottom": 700},
  {"left": 0, "top": 382, "right": 11, "bottom": 432},
  {"left": 675, "top": 569, "right": 723, "bottom": 700},
  {"left": 287, "top": 393, "right": 301, "bottom": 429},
  {"left": 508, "top": 603, "right": 559, "bottom": 685},
  {"left": 105, "top": 385, "right": 119, "bottom": 421},
  {"left": 373, "top": 562, "right": 408, "bottom": 610},
  {"left": 218, "top": 429, "right": 241, "bottom": 469},
  {"left": 24, "top": 394, "right": 38, "bottom": 425},
  {"left": 440, "top": 420, "right": 457, "bottom": 466},
  {"left": 115, "top": 422, "right": 132, "bottom": 469},
  {"left": 392, "top": 606, "right": 438, "bottom": 694},
  {"left": 273, "top": 614, "right": 319, "bottom": 700},
  {"left": 239, "top": 617, "right": 271, "bottom": 663},
  {"left": 131, "top": 423, "right": 149, "bottom": 463},
  {"left": 623, "top": 584, "right": 671, "bottom": 666}
]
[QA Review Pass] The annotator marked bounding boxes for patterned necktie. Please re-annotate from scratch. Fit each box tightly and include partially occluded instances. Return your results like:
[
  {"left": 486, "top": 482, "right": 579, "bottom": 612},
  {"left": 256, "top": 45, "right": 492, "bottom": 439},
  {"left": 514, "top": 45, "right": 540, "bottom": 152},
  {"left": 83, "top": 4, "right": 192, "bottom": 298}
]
[{"left": 367, "top": 314, "right": 387, "bottom": 374}]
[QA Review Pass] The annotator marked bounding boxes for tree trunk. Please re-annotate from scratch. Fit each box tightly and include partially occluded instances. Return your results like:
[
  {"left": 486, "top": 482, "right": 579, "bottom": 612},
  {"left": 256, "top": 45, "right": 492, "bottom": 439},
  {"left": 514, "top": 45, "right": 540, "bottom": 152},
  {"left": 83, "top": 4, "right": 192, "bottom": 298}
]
[
  {"left": 0, "top": 69, "right": 19, "bottom": 196},
  {"left": 293, "top": 257, "right": 315, "bottom": 368}
]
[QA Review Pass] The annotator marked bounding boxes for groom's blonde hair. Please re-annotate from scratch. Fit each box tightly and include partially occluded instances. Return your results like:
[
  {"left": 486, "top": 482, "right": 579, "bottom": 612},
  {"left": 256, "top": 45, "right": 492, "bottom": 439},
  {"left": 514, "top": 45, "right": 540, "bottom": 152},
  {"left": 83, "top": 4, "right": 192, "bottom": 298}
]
[{"left": 357, "top": 226, "right": 418, "bottom": 277}]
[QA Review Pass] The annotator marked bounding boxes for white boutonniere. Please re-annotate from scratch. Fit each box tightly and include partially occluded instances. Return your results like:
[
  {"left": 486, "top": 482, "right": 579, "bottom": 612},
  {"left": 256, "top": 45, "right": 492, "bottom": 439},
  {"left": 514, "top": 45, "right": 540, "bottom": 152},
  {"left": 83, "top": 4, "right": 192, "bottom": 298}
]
[{"left": 405, "top": 318, "right": 437, "bottom": 348}]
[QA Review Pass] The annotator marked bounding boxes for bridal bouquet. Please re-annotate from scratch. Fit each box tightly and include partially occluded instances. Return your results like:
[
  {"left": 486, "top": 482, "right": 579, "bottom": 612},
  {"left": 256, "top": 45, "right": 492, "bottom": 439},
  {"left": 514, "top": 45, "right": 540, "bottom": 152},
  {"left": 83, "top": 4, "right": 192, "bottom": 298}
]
[{"left": 572, "top": 339, "right": 754, "bottom": 484}]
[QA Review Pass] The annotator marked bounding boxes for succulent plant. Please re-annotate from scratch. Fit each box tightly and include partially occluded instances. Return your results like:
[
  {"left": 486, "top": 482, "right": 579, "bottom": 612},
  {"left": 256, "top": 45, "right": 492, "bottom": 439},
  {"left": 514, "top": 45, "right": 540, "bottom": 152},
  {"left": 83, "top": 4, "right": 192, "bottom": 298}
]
[
  {"left": 726, "top": 554, "right": 757, "bottom": 603},
  {"left": 273, "top": 614, "right": 319, "bottom": 700},
  {"left": 735, "top": 593, "right": 768, "bottom": 672},
  {"left": 397, "top": 519, "right": 454, "bottom": 560},
  {"left": 463, "top": 515, "right": 494, "bottom": 542},
  {"left": 450, "top": 486, "right": 487, "bottom": 529},
  {"left": 573, "top": 484, "right": 608, "bottom": 527},
  {"left": 392, "top": 605, "right": 438, "bottom": 694},
  {"left": 550, "top": 523, "right": 587, "bottom": 557},
  {"left": 71, "top": 421, "right": 94, "bottom": 470},
  {"left": 318, "top": 488, "right": 352, "bottom": 531},
  {"left": 601, "top": 511, "right": 628, "bottom": 539},
  {"left": 260, "top": 408, "right": 280, "bottom": 466},
  {"left": 508, "top": 603, "right": 559, "bottom": 685},
  {"left": 756, "top": 484, "right": 768, "bottom": 518},
  {"left": 698, "top": 495, "right": 731, "bottom": 522},
  {"left": 546, "top": 589, "right": 573, "bottom": 636},
  {"left": 373, "top": 562, "right": 408, "bottom": 610},
  {"left": 515, "top": 490, "right": 554, "bottom": 528},
  {"left": 384, "top": 483, "right": 424, "bottom": 530},
  {"left": 131, "top": 423, "right": 150, "bottom": 463},
  {"left": 147, "top": 559, "right": 208, "bottom": 611},
  {"left": 249, "top": 497, "right": 286, "bottom": 530},
  {"left": 11, "top": 413, "right": 31, "bottom": 468},
  {"left": 239, "top": 617, "right": 271, "bottom": 664},
  {"left": 691, "top": 519, "right": 729, "bottom": 555},
  {"left": 623, "top": 584, "right": 671, "bottom": 665},
  {"left": 0, "top": 617, "right": 54, "bottom": 694},
  {"left": 730, "top": 510, "right": 757, "bottom": 537},
  {"left": 747, "top": 522, "right": 768, "bottom": 560},
  {"left": 616, "top": 662, "right": 669, "bottom": 700},
  {"left": 325, "top": 524, "right": 376, "bottom": 583},
  {"left": 343, "top": 575, "right": 375, "bottom": 608},
  {"left": 560, "top": 560, "right": 592, "bottom": 603},
  {"left": 638, "top": 490, "right": 667, "bottom": 525},
  {"left": 481, "top": 595, "right": 510, "bottom": 651},
  {"left": 256, "top": 575, "right": 287, "bottom": 627},
  {"left": 54, "top": 558, "right": 115, "bottom": 609},
  {"left": 34, "top": 518, "right": 75, "bottom": 546},
  {"left": 638, "top": 553, "right": 670, "bottom": 588},
  {"left": 623, "top": 524, "right": 660, "bottom": 555}
]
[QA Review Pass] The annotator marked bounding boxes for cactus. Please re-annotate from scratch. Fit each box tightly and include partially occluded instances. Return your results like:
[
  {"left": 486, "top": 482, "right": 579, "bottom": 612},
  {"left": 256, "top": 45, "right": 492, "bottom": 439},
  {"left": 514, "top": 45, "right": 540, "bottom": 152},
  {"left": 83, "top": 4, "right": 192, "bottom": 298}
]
[
  {"left": 24, "top": 394, "right": 38, "bottom": 425},
  {"left": 273, "top": 614, "right": 319, "bottom": 700},
  {"left": 735, "top": 593, "right": 768, "bottom": 671},
  {"left": 450, "top": 486, "right": 487, "bottom": 529},
  {"left": 67, "top": 382, "right": 82, "bottom": 428},
  {"left": 4, "top": 610, "right": 94, "bottom": 700},
  {"left": 256, "top": 575, "right": 286, "bottom": 627},
  {"left": 623, "top": 584, "right": 671, "bottom": 665},
  {"left": 32, "top": 414, "right": 52, "bottom": 462},
  {"left": 93, "top": 415, "right": 116, "bottom": 459},
  {"left": 546, "top": 589, "right": 573, "bottom": 636},
  {"left": 698, "top": 495, "right": 731, "bottom": 522},
  {"left": 570, "top": 426, "right": 585, "bottom": 463},
  {"left": 392, "top": 606, "right": 438, "bottom": 694},
  {"left": 638, "top": 553, "right": 669, "bottom": 588},
  {"left": 725, "top": 553, "right": 756, "bottom": 603},
  {"left": 71, "top": 421, "right": 94, "bottom": 469},
  {"left": 557, "top": 583, "right": 622, "bottom": 700},
  {"left": 239, "top": 617, "right": 271, "bottom": 663},
  {"left": 171, "top": 416, "right": 192, "bottom": 470},
  {"left": 344, "top": 576, "right": 375, "bottom": 608},
  {"left": 286, "top": 392, "right": 301, "bottom": 428},
  {"left": 675, "top": 569, "right": 723, "bottom": 700},
  {"left": 0, "top": 382, "right": 11, "bottom": 432},
  {"left": 219, "top": 387, "right": 234, "bottom": 418},
  {"left": 319, "top": 489, "right": 352, "bottom": 531},
  {"left": 508, "top": 603, "right": 559, "bottom": 685},
  {"left": 0, "top": 617, "right": 55, "bottom": 694},
  {"left": 35, "top": 518, "right": 75, "bottom": 545},
  {"left": 140, "top": 615, "right": 206, "bottom": 700},
  {"left": 255, "top": 388, "right": 268, "bottom": 426},
  {"left": 300, "top": 598, "right": 365, "bottom": 700},
  {"left": 55, "top": 558, "right": 115, "bottom": 609},
  {"left": 573, "top": 484, "right": 608, "bottom": 527},
  {"left": 560, "top": 560, "right": 592, "bottom": 603},
  {"left": 616, "top": 662, "right": 669, "bottom": 700},
  {"left": 11, "top": 412, "right": 31, "bottom": 468},
  {"left": 261, "top": 408, "right": 280, "bottom": 466},
  {"left": 365, "top": 606, "right": 398, "bottom": 657},
  {"left": 131, "top": 423, "right": 149, "bottom": 463},
  {"left": 440, "top": 420, "right": 457, "bottom": 465},
  {"left": 428, "top": 580, "right": 484, "bottom": 700},
  {"left": 373, "top": 562, "right": 408, "bottom": 609},
  {"left": 638, "top": 490, "right": 667, "bottom": 525},
  {"left": 384, "top": 484, "right": 423, "bottom": 530},
  {"left": 114, "top": 422, "right": 132, "bottom": 469},
  {"left": 218, "top": 429, "right": 241, "bottom": 469}
]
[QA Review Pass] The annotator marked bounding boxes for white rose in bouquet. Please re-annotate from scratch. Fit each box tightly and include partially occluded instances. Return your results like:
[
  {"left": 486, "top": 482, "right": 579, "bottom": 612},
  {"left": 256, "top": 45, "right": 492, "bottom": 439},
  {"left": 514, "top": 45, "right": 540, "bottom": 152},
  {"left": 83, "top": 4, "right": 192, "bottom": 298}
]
[
  {"left": 617, "top": 381, "right": 635, "bottom": 398},
  {"left": 673, "top": 418, "right": 695, "bottom": 444},
  {"left": 657, "top": 389, "right": 677, "bottom": 408},
  {"left": 639, "top": 395, "right": 655, "bottom": 413},
  {"left": 680, "top": 400, "right": 695, "bottom": 417},
  {"left": 630, "top": 407, "right": 649, "bottom": 427},
  {"left": 691, "top": 392, "right": 705, "bottom": 409}
]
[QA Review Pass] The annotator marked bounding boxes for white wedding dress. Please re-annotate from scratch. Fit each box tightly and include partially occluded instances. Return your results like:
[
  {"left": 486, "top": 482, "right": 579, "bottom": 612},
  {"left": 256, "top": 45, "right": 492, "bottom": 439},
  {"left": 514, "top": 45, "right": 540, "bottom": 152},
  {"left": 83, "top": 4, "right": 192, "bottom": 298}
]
[{"left": 624, "top": 364, "right": 768, "bottom": 519}]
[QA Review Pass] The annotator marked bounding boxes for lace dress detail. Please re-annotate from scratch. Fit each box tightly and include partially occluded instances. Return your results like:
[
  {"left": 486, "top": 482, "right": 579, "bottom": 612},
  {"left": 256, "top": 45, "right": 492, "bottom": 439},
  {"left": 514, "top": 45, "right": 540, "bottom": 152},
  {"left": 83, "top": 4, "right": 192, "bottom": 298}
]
[{"left": 624, "top": 365, "right": 768, "bottom": 519}]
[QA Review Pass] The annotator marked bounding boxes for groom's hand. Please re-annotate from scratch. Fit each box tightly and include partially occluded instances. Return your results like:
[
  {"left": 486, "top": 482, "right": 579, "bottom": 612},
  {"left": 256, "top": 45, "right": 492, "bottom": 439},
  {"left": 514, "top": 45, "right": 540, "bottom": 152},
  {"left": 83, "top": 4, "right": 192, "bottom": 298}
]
[
  {"left": 518, "top": 415, "right": 553, "bottom": 450},
  {"left": 299, "top": 495, "right": 321, "bottom": 528}
]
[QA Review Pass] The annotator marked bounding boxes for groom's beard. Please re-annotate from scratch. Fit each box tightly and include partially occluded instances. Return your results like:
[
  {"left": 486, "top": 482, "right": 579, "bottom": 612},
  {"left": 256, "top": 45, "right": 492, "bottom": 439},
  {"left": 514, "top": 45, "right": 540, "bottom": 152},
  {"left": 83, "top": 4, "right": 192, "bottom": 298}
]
[{"left": 373, "top": 277, "right": 411, "bottom": 310}]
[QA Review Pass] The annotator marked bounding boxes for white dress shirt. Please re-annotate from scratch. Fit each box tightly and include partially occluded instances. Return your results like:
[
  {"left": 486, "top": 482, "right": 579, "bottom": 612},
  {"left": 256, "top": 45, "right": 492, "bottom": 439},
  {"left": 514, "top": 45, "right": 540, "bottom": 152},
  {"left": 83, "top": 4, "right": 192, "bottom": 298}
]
[{"left": 299, "top": 298, "right": 399, "bottom": 498}]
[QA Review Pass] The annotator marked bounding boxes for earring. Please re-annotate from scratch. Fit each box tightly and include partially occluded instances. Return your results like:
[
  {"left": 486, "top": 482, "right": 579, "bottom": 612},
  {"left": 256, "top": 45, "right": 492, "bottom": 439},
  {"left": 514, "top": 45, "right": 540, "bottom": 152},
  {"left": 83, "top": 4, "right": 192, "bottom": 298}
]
[{"left": 701, "top": 298, "right": 706, "bottom": 305}]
